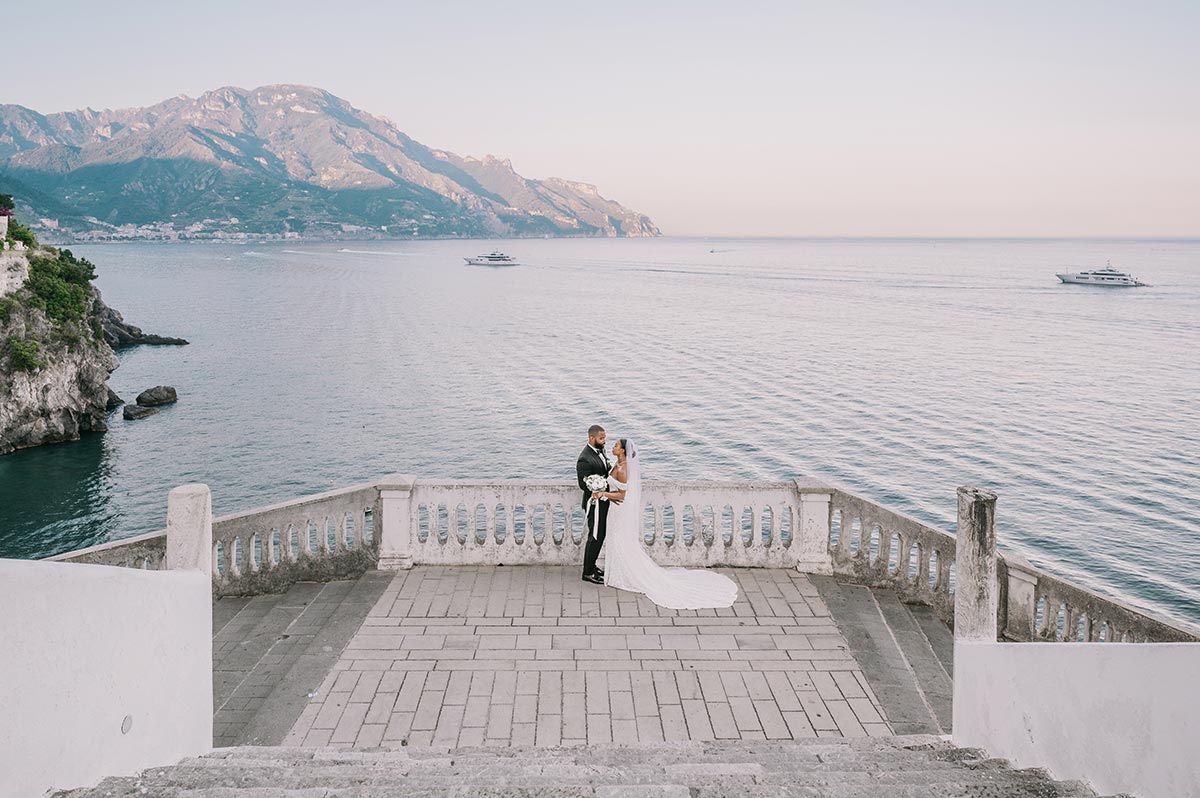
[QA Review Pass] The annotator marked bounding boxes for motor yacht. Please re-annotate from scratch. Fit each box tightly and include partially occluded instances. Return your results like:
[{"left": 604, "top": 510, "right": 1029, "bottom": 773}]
[
  {"left": 464, "top": 251, "right": 519, "bottom": 267},
  {"left": 1056, "top": 262, "right": 1146, "bottom": 287}
]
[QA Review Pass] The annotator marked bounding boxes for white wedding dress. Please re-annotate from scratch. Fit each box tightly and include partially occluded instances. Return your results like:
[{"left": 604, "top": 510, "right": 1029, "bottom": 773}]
[{"left": 602, "top": 441, "right": 738, "bottom": 609}]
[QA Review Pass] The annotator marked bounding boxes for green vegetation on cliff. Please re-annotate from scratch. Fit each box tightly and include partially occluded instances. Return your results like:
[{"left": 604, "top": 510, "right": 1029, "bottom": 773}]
[
  {"left": 25, "top": 249, "right": 99, "bottom": 324},
  {"left": 0, "top": 212, "right": 104, "bottom": 382},
  {"left": 2, "top": 193, "right": 36, "bottom": 248},
  {"left": 0, "top": 195, "right": 119, "bottom": 454},
  {"left": 4, "top": 336, "right": 41, "bottom": 372}
]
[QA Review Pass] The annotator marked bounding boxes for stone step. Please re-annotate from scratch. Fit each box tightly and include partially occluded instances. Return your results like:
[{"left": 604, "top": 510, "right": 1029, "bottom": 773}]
[
  {"left": 809, "top": 577, "right": 949, "bottom": 735},
  {"left": 184, "top": 744, "right": 986, "bottom": 772},
  {"left": 66, "top": 765, "right": 1097, "bottom": 796},
  {"left": 112, "top": 768, "right": 1094, "bottom": 794},
  {"left": 171, "top": 786, "right": 1090, "bottom": 798},
  {"left": 182, "top": 754, "right": 980, "bottom": 772},
  {"left": 52, "top": 739, "right": 1101, "bottom": 798},
  {"left": 208, "top": 736, "right": 957, "bottom": 759},
  {"left": 212, "top": 573, "right": 393, "bottom": 747},
  {"left": 68, "top": 778, "right": 1098, "bottom": 798},
  {"left": 872, "top": 590, "right": 954, "bottom": 732},
  {"left": 907, "top": 601, "right": 955, "bottom": 677},
  {"left": 212, "top": 596, "right": 252, "bottom": 638},
  {"left": 119, "top": 759, "right": 1006, "bottom": 787}
]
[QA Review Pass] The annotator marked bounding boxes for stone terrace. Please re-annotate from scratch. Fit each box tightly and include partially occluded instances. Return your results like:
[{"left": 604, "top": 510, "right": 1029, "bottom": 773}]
[{"left": 283, "top": 566, "right": 895, "bottom": 748}]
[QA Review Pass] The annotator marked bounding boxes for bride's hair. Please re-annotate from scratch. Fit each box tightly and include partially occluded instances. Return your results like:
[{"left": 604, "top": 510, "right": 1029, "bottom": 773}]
[{"left": 619, "top": 438, "right": 636, "bottom": 458}]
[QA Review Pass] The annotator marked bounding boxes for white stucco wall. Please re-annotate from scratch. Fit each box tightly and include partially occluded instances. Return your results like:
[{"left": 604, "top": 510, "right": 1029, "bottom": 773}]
[
  {"left": 0, "top": 559, "right": 212, "bottom": 798},
  {"left": 953, "top": 640, "right": 1200, "bottom": 798}
]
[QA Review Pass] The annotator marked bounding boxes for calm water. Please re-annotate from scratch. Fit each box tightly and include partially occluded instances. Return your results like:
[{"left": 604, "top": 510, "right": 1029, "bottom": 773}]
[{"left": 2, "top": 238, "right": 1198, "bottom": 626}]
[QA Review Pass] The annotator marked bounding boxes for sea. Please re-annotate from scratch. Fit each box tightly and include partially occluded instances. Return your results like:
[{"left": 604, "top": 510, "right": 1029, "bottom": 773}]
[{"left": 1, "top": 237, "right": 1197, "bottom": 627}]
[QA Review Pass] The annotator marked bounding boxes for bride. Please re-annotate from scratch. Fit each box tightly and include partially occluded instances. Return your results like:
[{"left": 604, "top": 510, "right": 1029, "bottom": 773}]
[{"left": 591, "top": 438, "right": 739, "bottom": 609}]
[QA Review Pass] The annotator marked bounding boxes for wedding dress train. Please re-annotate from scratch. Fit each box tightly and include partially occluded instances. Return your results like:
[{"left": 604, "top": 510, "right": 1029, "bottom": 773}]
[{"left": 602, "top": 442, "right": 738, "bottom": 610}]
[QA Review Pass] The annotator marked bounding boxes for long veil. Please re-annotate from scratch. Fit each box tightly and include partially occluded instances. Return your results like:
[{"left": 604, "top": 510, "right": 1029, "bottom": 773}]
[
  {"left": 605, "top": 438, "right": 738, "bottom": 610},
  {"left": 623, "top": 439, "right": 642, "bottom": 540}
]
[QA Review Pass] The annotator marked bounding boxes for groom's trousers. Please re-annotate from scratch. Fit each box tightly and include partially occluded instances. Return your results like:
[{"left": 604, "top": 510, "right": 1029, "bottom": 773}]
[{"left": 582, "top": 500, "right": 609, "bottom": 576}]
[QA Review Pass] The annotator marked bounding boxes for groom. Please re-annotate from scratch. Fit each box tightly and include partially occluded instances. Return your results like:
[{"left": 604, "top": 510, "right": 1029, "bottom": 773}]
[{"left": 577, "top": 424, "right": 610, "bottom": 585}]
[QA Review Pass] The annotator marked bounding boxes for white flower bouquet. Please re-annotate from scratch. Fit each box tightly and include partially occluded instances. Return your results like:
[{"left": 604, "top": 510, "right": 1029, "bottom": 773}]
[{"left": 584, "top": 474, "right": 608, "bottom": 496}]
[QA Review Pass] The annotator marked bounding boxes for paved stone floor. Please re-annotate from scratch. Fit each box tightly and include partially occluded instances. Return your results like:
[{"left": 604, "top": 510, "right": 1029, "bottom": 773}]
[{"left": 284, "top": 566, "right": 891, "bottom": 748}]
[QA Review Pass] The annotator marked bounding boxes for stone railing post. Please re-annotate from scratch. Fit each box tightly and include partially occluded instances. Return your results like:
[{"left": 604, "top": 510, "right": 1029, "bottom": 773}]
[
  {"left": 1001, "top": 554, "right": 1040, "bottom": 641},
  {"left": 794, "top": 478, "right": 833, "bottom": 575},
  {"left": 166, "top": 484, "right": 213, "bottom": 576},
  {"left": 377, "top": 474, "right": 417, "bottom": 571},
  {"left": 955, "top": 486, "right": 999, "bottom": 640}
]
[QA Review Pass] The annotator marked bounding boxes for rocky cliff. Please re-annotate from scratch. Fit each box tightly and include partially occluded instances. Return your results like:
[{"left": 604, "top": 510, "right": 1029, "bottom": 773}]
[
  {"left": 0, "top": 236, "right": 190, "bottom": 454},
  {"left": 0, "top": 249, "right": 28, "bottom": 295},
  {"left": 0, "top": 247, "right": 117, "bottom": 454},
  {"left": 0, "top": 327, "right": 116, "bottom": 454},
  {"left": 97, "top": 299, "right": 188, "bottom": 347}
]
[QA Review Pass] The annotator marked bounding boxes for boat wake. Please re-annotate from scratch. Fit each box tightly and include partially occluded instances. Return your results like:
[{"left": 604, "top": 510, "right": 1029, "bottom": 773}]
[{"left": 336, "top": 248, "right": 426, "bottom": 256}]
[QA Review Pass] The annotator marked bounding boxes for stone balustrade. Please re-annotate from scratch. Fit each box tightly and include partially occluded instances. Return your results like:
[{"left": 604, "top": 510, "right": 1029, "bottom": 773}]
[
  {"left": 826, "top": 486, "right": 959, "bottom": 627},
  {"left": 384, "top": 479, "right": 810, "bottom": 569},
  {"left": 52, "top": 481, "right": 379, "bottom": 596},
  {"left": 46, "top": 475, "right": 1200, "bottom": 641},
  {"left": 999, "top": 555, "right": 1197, "bottom": 643},
  {"left": 826, "top": 484, "right": 1200, "bottom": 643}
]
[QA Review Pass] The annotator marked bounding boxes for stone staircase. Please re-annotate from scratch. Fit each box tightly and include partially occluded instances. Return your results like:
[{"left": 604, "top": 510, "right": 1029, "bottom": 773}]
[
  {"left": 52, "top": 737, "right": 1123, "bottom": 797},
  {"left": 46, "top": 572, "right": 1135, "bottom": 797},
  {"left": 212, "top": 573, "right": 393, "bottom": 747},
  {"left": 812, "top": 577, "right": 955, "bottom": 735}
]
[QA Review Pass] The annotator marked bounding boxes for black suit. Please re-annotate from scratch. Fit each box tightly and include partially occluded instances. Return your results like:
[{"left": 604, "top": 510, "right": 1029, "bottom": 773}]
[{"left": 577, "top": 444, "right": 610, "bottom": 576}]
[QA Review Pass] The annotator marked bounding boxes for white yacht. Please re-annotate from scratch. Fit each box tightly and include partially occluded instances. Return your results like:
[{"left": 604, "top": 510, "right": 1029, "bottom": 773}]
[
  {"left": 464, "top": 251, "right": 519, "bottom": 267},
  {"left": 1056, "top": 261, "right": 1147, "bottom": 287}
]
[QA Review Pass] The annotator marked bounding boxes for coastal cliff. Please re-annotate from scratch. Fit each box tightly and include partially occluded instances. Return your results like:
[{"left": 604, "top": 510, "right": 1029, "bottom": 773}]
[
  {"left": 97, "top": 299, "right": 188, "bottom": 348},
  {"left": 0, "top": 245, "right": 117, "bottom": 454},
  {"left": 0, "top": 192, "right": 191, "bottom": 453}
]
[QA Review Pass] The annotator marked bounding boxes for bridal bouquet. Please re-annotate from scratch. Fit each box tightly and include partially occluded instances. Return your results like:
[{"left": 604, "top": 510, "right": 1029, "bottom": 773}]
[{"left": 584, "top": 474, "right": 609, "bottom": 497}]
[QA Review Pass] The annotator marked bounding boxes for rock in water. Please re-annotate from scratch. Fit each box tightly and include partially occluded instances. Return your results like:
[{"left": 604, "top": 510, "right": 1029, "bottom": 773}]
[
  {"left": 136, "top": 386, "right": 177, "bottom": 406},
  {"left": 123, "top": 405, "right": 159, "bottom": 420},
  {"left": 97, "top": 293, "right": 188, "bottom": 348},
  {"left": 106, "top": 387, "right": 123, "bottom": 410}
]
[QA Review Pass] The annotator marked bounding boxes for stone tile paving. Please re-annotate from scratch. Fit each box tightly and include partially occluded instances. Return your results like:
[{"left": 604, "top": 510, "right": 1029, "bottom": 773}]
[{"left": 284, "top": 566, "right": 892, "bottom": 748}]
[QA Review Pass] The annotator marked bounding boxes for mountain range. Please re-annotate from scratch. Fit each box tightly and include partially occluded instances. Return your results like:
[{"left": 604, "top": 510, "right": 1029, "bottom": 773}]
[{"left": 0, "top": 85, "right": 660, "bottom": 241}]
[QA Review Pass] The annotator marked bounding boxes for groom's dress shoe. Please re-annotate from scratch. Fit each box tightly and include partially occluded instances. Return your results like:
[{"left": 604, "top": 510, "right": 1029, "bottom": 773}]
[
  {"left": 594, "top": 568, "right": 605, "bottom": 578},
  {"left": 582, "top": 573, "right": 604, "bottom": 585}
]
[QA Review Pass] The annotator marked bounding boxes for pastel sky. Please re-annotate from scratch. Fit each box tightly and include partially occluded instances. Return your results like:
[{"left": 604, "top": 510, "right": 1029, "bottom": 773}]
[{"left": 4, "top": 1, "right": 1198, "bottom": 237}]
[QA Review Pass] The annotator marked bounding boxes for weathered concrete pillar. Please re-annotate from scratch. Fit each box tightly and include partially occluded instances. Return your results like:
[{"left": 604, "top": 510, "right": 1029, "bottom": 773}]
[
  {"left": 794, "top": 478, "right": 833, "bottom": 575},
  {"left": 166, "top": 483, "right": 213, "bottom": 576},
  {"left": 1002, "top": 554, "right": 1040, "bottom": 641},
  {"left": 955, "top": 486, "right": 999, "bottom": 640},
  {"left": 377, "top": 474, "right": 417, "bottom": 571}
]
